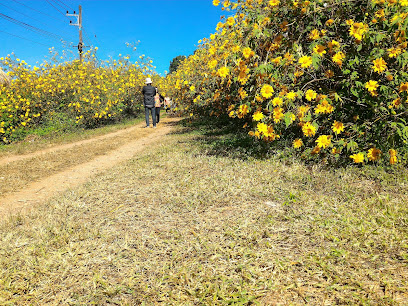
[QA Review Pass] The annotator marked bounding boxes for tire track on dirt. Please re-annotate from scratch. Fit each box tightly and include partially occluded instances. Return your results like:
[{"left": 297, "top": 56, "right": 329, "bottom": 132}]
[
  {"left": 0, "top": 117, "right": 181, "bottom": 216},
  {"left": 0, "top": 123, "right": 145, "bottom": 167}
]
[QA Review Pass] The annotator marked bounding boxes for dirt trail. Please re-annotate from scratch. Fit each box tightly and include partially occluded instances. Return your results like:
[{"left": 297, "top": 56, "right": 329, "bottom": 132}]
[{"left": 0, "top": 117, "right": 181, "bottom": 216}]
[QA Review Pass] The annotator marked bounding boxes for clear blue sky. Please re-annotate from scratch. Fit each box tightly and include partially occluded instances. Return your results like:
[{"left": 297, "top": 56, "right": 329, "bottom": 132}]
[{"left": 0, "top": 0, "right": 225, "bottom": 75}]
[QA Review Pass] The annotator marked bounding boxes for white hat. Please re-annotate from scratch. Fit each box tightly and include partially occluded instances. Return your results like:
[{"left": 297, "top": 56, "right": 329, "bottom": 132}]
[{"left": 145, "top": 77, "right": 152, "bottom": 84}]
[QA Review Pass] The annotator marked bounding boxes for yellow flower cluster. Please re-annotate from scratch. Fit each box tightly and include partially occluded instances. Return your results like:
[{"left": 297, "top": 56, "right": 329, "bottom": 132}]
[
  {"left": 0, "top": 49, "right": 157, "bottom": 143},
  {"left": 161, "top": 0, "right": 408, "bottom": 165}
]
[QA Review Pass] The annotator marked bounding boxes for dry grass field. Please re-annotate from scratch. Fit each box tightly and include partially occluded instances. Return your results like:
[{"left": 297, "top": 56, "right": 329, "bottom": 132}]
[{"left": 0, "top": 117, "right": 407, "bottom": 304}]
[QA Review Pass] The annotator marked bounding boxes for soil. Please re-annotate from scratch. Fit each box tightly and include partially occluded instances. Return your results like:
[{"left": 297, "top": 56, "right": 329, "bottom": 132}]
[{"left": 0, "top": 117, "right": 181, "bottom": 216}]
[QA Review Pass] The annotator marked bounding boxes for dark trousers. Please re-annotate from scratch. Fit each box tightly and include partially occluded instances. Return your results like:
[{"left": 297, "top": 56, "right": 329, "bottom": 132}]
[
  {"left": 145, "top": 106, "right": 156, "bottom": 127},
  {"left": 155, "top": 107, "right": 161, "bottom": 123}
]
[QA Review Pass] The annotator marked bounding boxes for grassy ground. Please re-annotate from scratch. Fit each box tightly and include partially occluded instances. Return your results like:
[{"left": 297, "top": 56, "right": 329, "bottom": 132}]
[
  {"left": 0, "top": 118, "right": 407, "bottom": 304},
  {"left": 0, "top": 116, "right": 144, "bottom": 156}
]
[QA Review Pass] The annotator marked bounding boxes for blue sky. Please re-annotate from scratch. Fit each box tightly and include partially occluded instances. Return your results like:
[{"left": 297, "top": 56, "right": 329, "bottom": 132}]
[{"left": 0, "top": 0, "right": 225, "bottom": 75}]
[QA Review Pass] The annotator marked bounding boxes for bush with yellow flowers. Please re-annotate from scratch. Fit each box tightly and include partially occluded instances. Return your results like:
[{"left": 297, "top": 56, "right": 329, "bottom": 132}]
[
  {"left": 164, "top": 0, "right": 408, "bottom": 165},
  {"left": 0, "top": 48, "right": 160, "bottom": 143}
]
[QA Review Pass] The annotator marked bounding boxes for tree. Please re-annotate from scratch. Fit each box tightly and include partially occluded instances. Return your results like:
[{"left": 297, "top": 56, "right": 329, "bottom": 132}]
[{"left": 168, "top": 55, "right": 186, "bottom": 74}]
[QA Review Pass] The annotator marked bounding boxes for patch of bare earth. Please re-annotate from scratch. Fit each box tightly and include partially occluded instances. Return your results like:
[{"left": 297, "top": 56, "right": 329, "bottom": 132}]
[{"left": 0, "top": 117, "right": 181, "bottom": 215}]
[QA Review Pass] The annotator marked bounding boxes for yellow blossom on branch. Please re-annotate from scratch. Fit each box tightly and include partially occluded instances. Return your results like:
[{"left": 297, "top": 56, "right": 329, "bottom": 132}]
[
  {"left": 367, "top": 147, "right": 381, "bottom": 161},
  {"left": 389, "top": 149, "right": 398, "bottom": 165},
  {"left": 305, "top": 89, "right": 317, "bottom": 101},
  {"left": 332, "top": 121, "right": 344, "bottom": 134},
  {"left": 217, "top": 66, "right": 230, "bottom": 78},
  {"left": 302, "top": 121, "right": 317, "bottom": 137},
  {"left": 260, "top": 84, "right": 274, "bottom": 98},
  {"left": 293, "top": 138, "right": 303, "bottom": 148},
  {"left": 298, "top": 56, "right": 312, "bottom": 68},
  {"left": 313, "top": 45, "right": 326, "bottom": 56},
  {"left": 253, "top": 111, "right": 264, "bottom": 121},
  {"left": 372, "top": 57, "right": 387, "bottom": 73},
  {"left": 316, "top": 135, "right": 331, "bottom": 149},
  {"left": 365, "top": 80, "right": 379, "bottom": 93},
  {"left": 350, "top": 153, "right": 365, "bottom": 163},
  {"left": 332, "top": 51, "right": 346, "bottom": 66}
]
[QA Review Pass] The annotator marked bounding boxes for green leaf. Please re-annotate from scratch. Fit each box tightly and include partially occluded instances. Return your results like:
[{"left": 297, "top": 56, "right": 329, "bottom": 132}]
[{"left": 347, "top": 140, "right": 358, "bottom": 152}]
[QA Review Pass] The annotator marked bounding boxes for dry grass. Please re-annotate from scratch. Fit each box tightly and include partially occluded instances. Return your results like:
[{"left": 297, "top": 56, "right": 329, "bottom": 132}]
[
  {"left": 0, "top": 117, "right": 144, "bottom": 156},
  {"left": 0, "top": 120, "right": 407, "bottom": 304},
  {"left": 0, "top": 123, "right": 152, "bottom": 196}
]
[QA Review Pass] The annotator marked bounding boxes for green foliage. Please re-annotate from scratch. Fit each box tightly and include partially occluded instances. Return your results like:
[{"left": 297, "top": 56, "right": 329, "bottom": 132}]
[{"left": 169, "top": 55, "right": 187, "bottom": 74}]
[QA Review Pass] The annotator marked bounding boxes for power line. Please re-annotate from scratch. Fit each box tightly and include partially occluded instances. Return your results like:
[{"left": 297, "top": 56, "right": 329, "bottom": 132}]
[
  {"left": 55, "top": 0, "right": 74, "bottom": 11},
  {"left": 0, "top": 12, "right": 71, "bottom": 44},
  {"left": 45, "top": 0, "right": 70, "bottom": 20},
  {"left": 0, "top": 1, "right": 73, "bottom": 39},
  {"left": 0, "top": 29, "right": 50, "bottom": 47},
  {"left": 10, "top": 0, "right": 67, "bottom": 24}
]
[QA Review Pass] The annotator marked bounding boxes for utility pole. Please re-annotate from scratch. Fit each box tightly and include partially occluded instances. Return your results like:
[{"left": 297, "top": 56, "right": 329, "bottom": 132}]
[{"left": 66, "top": 5, "right": 84, "bottom": 62}]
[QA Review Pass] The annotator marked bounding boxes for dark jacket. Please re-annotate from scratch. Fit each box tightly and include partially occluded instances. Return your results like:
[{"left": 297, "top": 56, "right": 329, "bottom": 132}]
[{"left": 142, "top": 84, "right": 156, "bottom": 108}]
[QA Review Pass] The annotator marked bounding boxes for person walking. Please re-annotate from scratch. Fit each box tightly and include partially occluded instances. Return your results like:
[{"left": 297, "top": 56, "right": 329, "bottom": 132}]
[
  {"left": 164, "top": 96, "right": 171, "bottom": 113},
  {"left": 154, "top": 88, "right": 164, "bottom": 124},
  {"left": 142, "top": 78, "right": 156, "bottom": 128}
]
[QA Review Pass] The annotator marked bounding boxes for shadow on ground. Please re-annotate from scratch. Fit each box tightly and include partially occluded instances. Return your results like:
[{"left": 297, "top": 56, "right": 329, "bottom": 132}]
[{"left": 170, "top": 116, "right": 277, "bottom": 160}]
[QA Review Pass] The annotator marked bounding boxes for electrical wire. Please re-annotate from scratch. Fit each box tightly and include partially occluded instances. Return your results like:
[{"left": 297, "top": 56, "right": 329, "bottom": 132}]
[
  {"left": 0, "top": 1, "right": 74, "bottom": 38},
  {"left": 45, "top": 0, "right": 70, "bottom": 20},
  {"left": 55, "top": 0, "right": 74, "bottom": 11},
  {"left": 11, "top": 0, "right": 67, "bottom": 24},
  {"left": 0, "top": 12, "right": 71, "bottom": 44},
  {"left": 51, "top": 0, "right": 73, "bottom": 12},
  {"left": 0, "top": 29, "right": 50, "bottom": 47}
]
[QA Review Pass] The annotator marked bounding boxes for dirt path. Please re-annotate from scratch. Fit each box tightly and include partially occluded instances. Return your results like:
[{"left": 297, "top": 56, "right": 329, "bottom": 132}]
[{"left": 0, "top": 117, "right": 181, "bottom": 216}]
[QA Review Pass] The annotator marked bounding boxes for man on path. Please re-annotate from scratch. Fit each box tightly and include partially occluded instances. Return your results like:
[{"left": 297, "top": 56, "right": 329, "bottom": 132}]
[{"left": 142, "top": 78, "right": 157, "bottom": 128}]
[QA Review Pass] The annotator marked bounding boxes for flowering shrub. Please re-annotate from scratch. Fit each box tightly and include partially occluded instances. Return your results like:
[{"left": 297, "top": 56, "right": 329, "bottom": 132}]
[
  {"left": 0, "top": 48, "right": 158, "bottom": 143},
  {"left": 164, "top": 0, "right": 408, "bottom": 165}
]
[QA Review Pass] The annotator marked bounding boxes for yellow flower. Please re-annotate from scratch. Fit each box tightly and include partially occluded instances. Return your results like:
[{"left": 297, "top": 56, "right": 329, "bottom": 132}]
[
  {"left": 302, "top": 121, "right": 316, "bottom": 137},
  {"left": 226, "top": 16, "right": 235, "bottom": 26},
  {"left": 273, "top": 107, "right": 284, "bottom": 123},
  {"left": 365, "top": 80, "right": 379, "bottom": 93},
  {"left": 390, "top": 98, "right": 402, "bottom": 108},
  {"left": 309, "top": 29, "right": 320, "bottom": 40},
  {"left": 332, "top": 51, "right": 346, "bottom": 66},
  {"left": 305, "top": 89, "right": 317, "bottom": 101},
  {"left": 260, "top": 84, "right": 274, "bottom": 98},
  {"left": 238, "top": 104, "right": 249, "bottom": 117},
  {"left": 293, "top": 138, "right": 303, "bottom": 149},
  {"left": 257, "top": 122, "right": 268, "bottom": 134},
  {"left": 269, "top": 0, "right": 280, "bottom": 6},
  {"left": 367, "top": 147, "right": 381, "bottom": 161},
  {"left": 208, "top": 59, "right": 218, "bottom": 69},
  {"left": 217, "top": 66, "right": 229, "bottom": 78},
  {"left": 325, "top": 19, "right": 334, "bottom": 26},
  {"left": 332, "top": 121, "right": 344, "bottom": 134},
  {"left": 272, "top": 97, "right": 283, "bottom": 106},
  {"left": 242, "top": 47, "right": 253, "bottom": 59},
  {"left": 328, "top": 40, "right": 340, "bottom": 50},
  {"left": 399, "top": 82, "right": 408, "bottom": 92},
  {"left": 401, "top": 0, "right": 408, "bottom": 6},
  {"left": 213, "top": 0, "right": 220, "bottom": 5},
  {"left": 350, "top": 153, "right": 365, "bottom": 163},
  {"left": 253, "top": 111, "right": 264, "bottom": 121},
  {"left": 286, "top": 91, "right": 297, "bottom": 100},
  {"left": 316, "top": 135, "right": 331, "bottom": 149},
  {"left": 372, "top": 57, "right": 387, "bottom": 73},
  {"left": 388, "top": 47, "right": 402, "bottom": 58},
  {"left": 298, "top": 56, "right": 312, "bottom": 68},
  {"left": 389, "top": 149, "right": 398, "bottom": 165},
  {"left": 313, "top": 45, "right": 326, "bottom": 56}
]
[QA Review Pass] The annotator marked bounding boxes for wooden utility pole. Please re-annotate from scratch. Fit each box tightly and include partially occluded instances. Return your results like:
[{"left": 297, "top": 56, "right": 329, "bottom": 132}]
[{"left": 67, "top": 5, "right": 84, "bottom": 62}]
